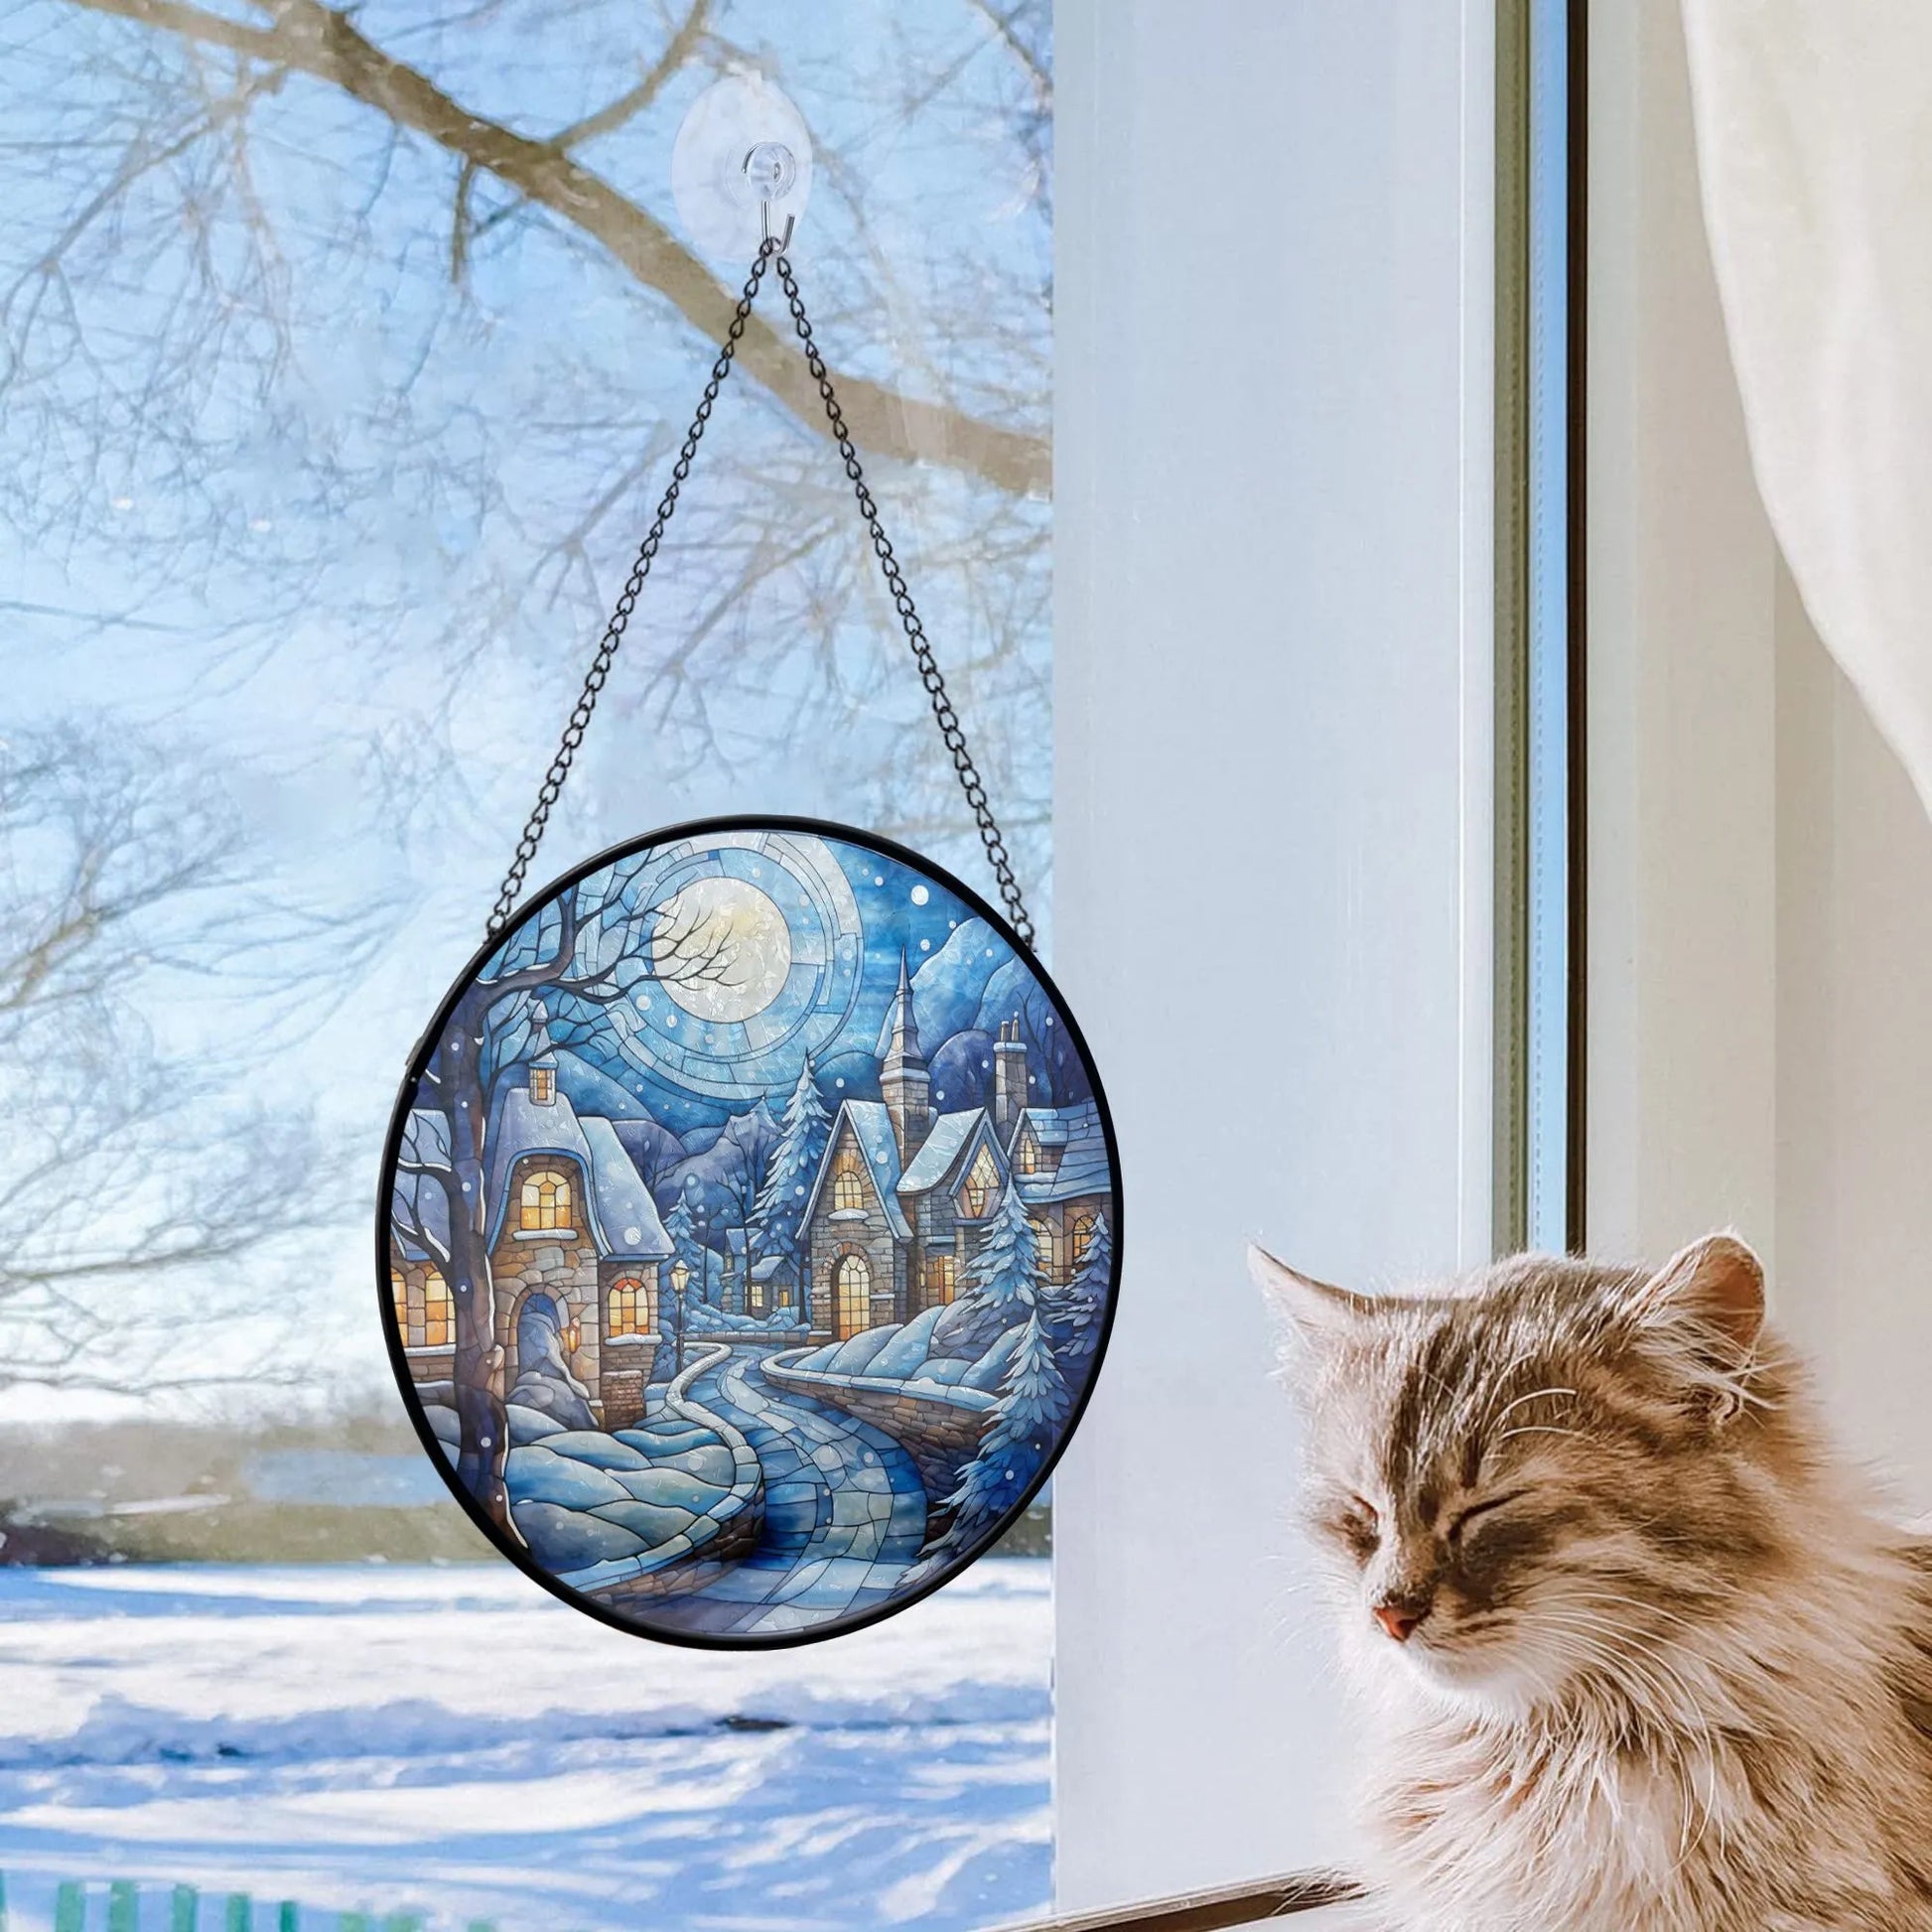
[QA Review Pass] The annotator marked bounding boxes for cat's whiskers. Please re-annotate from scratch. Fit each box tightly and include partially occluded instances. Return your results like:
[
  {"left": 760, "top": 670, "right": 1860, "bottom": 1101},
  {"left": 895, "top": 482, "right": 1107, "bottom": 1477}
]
[{"left": 1517, "top": 1606, "right": 1733, "bottom": 1871}]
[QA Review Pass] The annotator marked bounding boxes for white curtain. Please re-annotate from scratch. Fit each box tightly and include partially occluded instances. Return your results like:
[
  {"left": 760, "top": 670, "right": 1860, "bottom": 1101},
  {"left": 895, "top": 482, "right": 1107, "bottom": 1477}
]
[{"left": 1681, "top": 0, "right": 1932, "bottom": 822}]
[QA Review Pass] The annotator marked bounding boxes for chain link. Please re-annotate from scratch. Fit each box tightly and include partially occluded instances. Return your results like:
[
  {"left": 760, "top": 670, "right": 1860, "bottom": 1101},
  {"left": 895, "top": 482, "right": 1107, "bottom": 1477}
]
[
  {"left": 487, "top": 240, "right": 1035, "bottom": 952},
  {"left": 486, "top": 250, "right": 769, "bottom": 937}
]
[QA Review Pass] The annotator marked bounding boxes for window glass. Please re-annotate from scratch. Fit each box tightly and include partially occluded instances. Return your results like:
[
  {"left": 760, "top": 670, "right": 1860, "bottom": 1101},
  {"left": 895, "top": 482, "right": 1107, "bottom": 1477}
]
[{"left": 0, "top": 3, "right": 1052, "bottom": 1927}]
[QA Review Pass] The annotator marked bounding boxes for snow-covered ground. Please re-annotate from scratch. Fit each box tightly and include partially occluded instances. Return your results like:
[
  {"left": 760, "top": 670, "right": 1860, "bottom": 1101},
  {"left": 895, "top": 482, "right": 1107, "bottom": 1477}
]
[{"left": 0, "top": 1559, "right": 1051, "bottom": 1930}]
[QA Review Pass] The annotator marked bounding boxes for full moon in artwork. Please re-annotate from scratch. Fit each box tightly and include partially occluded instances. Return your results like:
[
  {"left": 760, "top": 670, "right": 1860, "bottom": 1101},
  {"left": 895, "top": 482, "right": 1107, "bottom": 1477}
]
[
  {"left": 652, "top": 877, "right": 792, "bottom": 1023},
  {"left": 379, "top": 819, "right": 1120, "bottom": 1647}
]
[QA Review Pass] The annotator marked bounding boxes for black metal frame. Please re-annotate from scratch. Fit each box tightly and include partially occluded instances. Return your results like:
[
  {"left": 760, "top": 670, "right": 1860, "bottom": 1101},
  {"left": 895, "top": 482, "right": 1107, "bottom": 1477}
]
[{"left": 375, "top": 812, "right": 1124, "bottom": 1652}]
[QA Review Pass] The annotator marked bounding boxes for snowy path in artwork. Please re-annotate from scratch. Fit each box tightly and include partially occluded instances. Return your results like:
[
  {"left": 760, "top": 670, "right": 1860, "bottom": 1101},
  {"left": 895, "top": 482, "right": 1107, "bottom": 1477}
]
[
  {"left": 647, "top": 1345, "right": 929, "bottom": 1637},
  {"left": 0, "top": 1561, "right": 1051, "bottom": 1930}
]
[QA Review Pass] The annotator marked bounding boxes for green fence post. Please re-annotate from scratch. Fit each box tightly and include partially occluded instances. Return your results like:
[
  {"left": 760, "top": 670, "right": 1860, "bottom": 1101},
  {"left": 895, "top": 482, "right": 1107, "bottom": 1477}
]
[
  {"left": 378, "top": 1917, "right": 423, "bottom": 1932},
  {"left": 277, "top": 1903, "right": 299, "bottom": 1932},
  {"left": 108, "top": 1881, "right": 140, "bottom": 1932},
  {"left": 53, "top": 1881, "right": 85, "bottom": 1932},
  {"left": 339, "top": 1915, "right": 371, "bottom": 1932},
  {"left": 224, "top": 1896, "right": 251, "bottom": 1932},
  {"left": 172, "top": 1883, "right": 200, "bottom": 1932}
]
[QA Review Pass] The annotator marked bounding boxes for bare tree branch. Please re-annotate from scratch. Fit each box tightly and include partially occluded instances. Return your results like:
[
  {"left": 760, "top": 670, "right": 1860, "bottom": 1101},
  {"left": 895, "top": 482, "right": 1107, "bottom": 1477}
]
[{"left": 66, "top": 0, "right": 1050, "bottom": 496}]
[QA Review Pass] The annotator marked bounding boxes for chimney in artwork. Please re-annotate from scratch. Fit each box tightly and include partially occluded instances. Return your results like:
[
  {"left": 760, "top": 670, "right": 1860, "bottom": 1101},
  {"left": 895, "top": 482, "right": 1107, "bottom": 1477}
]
[
  {"left": 993, "top": 1017, "right": 1029, "bottom": 1135},
  {"left": 528, "top": 1000, "right": 558, "bottom": 1107}
]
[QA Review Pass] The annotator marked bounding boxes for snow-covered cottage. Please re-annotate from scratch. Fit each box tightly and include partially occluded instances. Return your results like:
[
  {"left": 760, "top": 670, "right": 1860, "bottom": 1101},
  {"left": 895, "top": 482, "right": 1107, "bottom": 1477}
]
[
  {"left": 388, "top": 1006, "right": 674, "bottom": 1430},
  {"left": 797, "top": 960, "right": 1109, "bottom": 1341},
  {"left": 1007, "top": 1081, "right": 1112, "bottom": 1291}
]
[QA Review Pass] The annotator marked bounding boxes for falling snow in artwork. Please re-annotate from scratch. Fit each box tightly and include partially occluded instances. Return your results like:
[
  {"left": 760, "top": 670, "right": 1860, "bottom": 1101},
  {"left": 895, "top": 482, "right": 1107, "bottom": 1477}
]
[{"left": 382, "top": 822, "right": 1119, "bottom": 1643}]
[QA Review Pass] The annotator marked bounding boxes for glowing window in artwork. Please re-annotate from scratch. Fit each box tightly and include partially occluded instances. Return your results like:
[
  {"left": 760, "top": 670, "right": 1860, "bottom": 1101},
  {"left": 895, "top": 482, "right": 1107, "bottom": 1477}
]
[
  {"left": 529, "top": 1064, "right": 555, "bottom": 1104},
  {"left": 1071, "top": 1213, "right": 1098, "bottom": 1269},
  {"left": 926, "top": 1253, "right": 956, "bottom": 1306},
  {"left": 520, "top": 1169, "right": 572, "bottom": 1230},
  {"left": 609, "top": 1277, "right": 645, "bottom": 1337},
  {"left": 423, "top": 1270, "right": 453, "bottom": 1347},
  {"left": 834, "top": 1252, "right": 872, "bottom": 1339},
  {"left": 958, "top": 1145, "right": 1001, "bottom": 1218},
  {"left": 1017, "top": 1130, "right": 1040, "bottom": 1174},
  {"left": 750, "top": 1277, "right": 766, "bottom": 1315},
  {"left": 390, "top": 1269, "right": 409, "bottom": 1334},
  {"left": 833, "top": 1151, "right": 865, "bottom": 1212}
]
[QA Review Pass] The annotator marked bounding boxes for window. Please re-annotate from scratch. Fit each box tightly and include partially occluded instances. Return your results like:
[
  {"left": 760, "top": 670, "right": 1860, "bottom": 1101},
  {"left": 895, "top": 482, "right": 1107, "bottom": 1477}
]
[
  {"left": 390, "top": 1269, "right": 409, "bottom": 1338},
  {"left": 958, "top": 1145, "right": 1001, "bottom": 1218},
  {"left": 926, "top": 1253, "right": 956, "bottom": 1306},
  {"left": 750, "top": 1277, "right": 766, "bottom": 1316},
  {"left": 832, "top": 1150, "right": 865, "bottom": 1212},
  {"left": 1070, "top": 1213, "right": 1098, "bottom": 1270},
  {"left": 422, "top": 1271, "right": 453, "bottom": 1349},
  {"left": 519, "top": 1169, "right": 572, "bottom": 1231},
  {"left": 834, "top": 1253, "right": 872, "bottom": 1339},
  {"left": 1016, "top": 1129, "right": 1040, "bottom": 1174},
  {"left": 5, "top": 5, "right": 1055, "bottom": 1926},
  {"left": 608, "top": 1276, "right": 652, "bottom": 1337}
]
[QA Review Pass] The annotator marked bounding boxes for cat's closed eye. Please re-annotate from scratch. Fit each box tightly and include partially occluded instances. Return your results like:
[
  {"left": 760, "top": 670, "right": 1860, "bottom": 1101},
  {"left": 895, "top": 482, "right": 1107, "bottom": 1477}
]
[
  {"left": 1445, "top": 1488, "right": 1531, "bottom": 1546},
  {"left": 1320, "top": 1493, "right": 1382, "bottom": 1560}
]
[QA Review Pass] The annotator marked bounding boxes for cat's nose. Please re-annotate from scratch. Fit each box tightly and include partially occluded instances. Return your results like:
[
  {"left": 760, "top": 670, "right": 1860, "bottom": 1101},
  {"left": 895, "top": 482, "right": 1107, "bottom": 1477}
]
[{"left": 1373, "top": 1598, "right": 1429, "bottom": 1643}]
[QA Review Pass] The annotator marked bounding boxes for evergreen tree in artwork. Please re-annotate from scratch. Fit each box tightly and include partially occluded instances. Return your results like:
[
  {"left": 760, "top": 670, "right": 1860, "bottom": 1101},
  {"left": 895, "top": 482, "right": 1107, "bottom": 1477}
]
[
  {"left": 1044, "top": 1209, "right": 1111, "bottom": 1375},
  {"left": 939, "top": 1307, "right": 1070, "bottom": 1552},
  {"left": 662, "top": 1189, "right": 704, "bottom": 1276},
  {"left": 937, "top": 1177, "right": 1038, "bottom": 1358},
  {"left": 750, "top": 1054, "right": 832, "bottom": 1303}
]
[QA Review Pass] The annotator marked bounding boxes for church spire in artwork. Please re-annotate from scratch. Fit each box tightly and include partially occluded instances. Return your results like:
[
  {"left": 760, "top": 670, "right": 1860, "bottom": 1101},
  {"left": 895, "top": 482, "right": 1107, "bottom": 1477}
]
[{"left": 880, "top": 950, "right": 931, "bottom": 1166}]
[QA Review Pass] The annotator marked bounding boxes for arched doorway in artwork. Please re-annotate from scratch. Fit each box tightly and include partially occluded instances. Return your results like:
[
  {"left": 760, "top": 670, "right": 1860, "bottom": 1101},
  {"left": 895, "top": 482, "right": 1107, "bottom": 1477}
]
[
  {"left": 833, "top": 1251, "right": 873, "bottom": 1340},
  {"left": 510, "top": 1287, "right": 565, "bottom": 1388}
]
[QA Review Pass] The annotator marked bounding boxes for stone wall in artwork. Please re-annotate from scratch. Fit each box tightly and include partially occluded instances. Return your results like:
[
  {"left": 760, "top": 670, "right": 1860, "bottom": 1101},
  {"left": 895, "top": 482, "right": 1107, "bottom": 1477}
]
[{"left": 760, "top": 1351, "right": 995, "bottom": 1539}]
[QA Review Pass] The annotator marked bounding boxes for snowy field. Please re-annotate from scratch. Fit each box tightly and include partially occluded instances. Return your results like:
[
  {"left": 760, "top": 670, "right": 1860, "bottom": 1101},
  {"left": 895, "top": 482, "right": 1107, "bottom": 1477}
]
[{"left": 0, "top": 1560, "right": 1051, "bottom": 1930}]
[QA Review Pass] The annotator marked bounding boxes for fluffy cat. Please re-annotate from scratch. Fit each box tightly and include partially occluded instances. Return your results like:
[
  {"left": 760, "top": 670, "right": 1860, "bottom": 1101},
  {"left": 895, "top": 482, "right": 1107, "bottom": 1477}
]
[{"left": 1251, "top": 1233, "right": 1932, "bottom": 1931}]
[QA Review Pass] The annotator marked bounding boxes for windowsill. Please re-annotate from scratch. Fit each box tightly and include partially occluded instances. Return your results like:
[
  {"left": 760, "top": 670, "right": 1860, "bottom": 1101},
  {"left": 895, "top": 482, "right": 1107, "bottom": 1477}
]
[
  {"left": 603, "top": 1334, "right": 661, "bottom": 1349},
  {"left": 403, "top": 1344, "right": 453, "bottom": 1357},
  {"left": 828, "top": 1208, "right": 868, "bottom": 1223},
  {"left": 1008, "top": 1873, "right": 1362, "bottom": 1932},
  {"left": 511, "top": 1228, "right": 578, "bottom": 1242}
]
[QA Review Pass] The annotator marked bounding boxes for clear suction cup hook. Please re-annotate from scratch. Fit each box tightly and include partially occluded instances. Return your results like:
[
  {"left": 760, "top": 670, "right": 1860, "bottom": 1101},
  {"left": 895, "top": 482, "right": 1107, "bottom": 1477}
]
[{"left": 671, "top": 74, "right": 813, "bottom": 263}]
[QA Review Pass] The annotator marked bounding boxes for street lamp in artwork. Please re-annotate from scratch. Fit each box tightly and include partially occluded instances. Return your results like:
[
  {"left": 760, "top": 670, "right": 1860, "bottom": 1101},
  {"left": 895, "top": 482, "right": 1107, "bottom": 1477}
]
[{"left": 668, "top": 1258, "right": 692, "bottom": 1376}]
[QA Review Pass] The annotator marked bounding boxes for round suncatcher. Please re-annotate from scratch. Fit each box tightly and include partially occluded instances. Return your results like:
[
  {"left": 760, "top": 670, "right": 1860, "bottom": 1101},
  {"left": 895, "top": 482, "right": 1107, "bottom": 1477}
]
[
  {"left": 381, "top": 820, "right": 1119, "bottom": 1645},
  {"left": 377, "top": 220, "right": 1118, "bottom": 1645}
]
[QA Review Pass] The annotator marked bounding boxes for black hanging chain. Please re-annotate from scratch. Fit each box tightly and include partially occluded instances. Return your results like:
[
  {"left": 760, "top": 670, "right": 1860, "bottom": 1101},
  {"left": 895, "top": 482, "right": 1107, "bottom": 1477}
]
[{"left": 487, "top": 237, "right": 1036, "bottom": 952}]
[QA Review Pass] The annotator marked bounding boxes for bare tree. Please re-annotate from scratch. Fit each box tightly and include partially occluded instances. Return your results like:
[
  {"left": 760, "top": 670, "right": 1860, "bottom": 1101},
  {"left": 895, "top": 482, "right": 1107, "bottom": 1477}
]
[
  {"left": 1, "top": 0, "right": 1053, "bottom": 894},
  {"left": 390, "top": 865, "right": 738, "bottom": 1531},
  {"left": 0, "top": 729, "right": 375, "bottom": 1398}
]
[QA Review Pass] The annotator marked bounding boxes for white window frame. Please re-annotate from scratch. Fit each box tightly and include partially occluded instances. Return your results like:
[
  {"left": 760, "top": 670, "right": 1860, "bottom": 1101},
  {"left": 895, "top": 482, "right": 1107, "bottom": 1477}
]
[{"left": 1051, "top": 0, "right": 1498, "bottom": 1909}]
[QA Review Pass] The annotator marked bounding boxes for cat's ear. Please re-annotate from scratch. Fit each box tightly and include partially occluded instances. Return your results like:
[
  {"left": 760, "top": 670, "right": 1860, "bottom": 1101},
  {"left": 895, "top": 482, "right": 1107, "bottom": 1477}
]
[
  {"left": 1625, "top": 1233, "right": 1766, "bottom": 1412},
  {"left": 1249, "top": 1244, "right": 1376, "bottom": 1359},
  {"left": 1631, "top": 1233, "right": 1766, "bottom": 1351}
]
